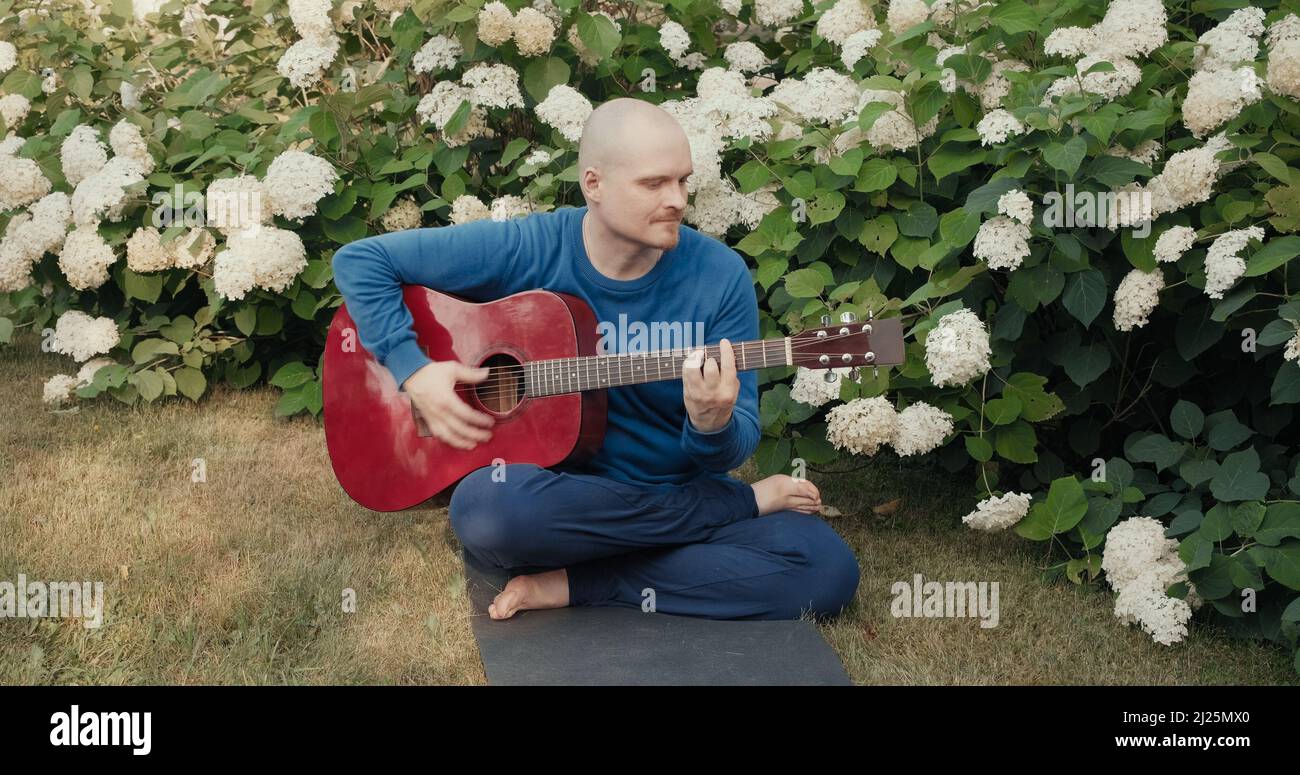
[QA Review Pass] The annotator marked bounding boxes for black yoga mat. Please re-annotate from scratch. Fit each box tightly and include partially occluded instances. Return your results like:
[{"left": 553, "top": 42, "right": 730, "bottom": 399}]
[{"left": 462, "top": 548, "right": 853, "bottom": 686}]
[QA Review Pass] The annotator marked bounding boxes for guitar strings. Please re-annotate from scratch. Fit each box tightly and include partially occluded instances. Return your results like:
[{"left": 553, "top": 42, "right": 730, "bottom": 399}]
[
  {"left": 430, "top": 329, "right": 880, "bottom": 404},
  {"left": 445, "top": 330, "right": 875, "bottom": 402}
]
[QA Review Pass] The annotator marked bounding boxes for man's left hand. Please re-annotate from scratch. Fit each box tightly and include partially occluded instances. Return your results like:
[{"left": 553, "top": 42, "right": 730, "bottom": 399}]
[{"left": 682, "top": 338, "right": 740, "bottom": 433}]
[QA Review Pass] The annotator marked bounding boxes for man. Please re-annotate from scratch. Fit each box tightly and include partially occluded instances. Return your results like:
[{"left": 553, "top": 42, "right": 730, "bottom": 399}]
[{"left": 333, "top": 98, "right": 860, "bottom": 621}]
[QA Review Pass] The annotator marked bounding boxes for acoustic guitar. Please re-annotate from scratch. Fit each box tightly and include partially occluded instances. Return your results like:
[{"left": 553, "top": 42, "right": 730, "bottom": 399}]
[{"left": 323, "top": 286, "right": 905, "bottom": 512}]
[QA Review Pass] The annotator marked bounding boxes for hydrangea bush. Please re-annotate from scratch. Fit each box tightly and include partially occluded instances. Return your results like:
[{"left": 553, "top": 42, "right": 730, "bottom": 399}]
[{"left": 1, "top": 0, "right": 1298, "bottom": 668}]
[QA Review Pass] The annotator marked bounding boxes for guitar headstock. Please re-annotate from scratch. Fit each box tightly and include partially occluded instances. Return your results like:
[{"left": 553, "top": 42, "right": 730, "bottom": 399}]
[{"left": 789, "top": 313, "right": 906, "bottom": 370}]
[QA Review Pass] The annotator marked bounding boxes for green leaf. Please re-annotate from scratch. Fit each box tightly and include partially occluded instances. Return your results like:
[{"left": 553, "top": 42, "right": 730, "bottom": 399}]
[
  {"left": 784, "top": 268, "right": 825, "bottom": 298},
  {"left": 928, "top": 145, "right": 986, "bottom": 181},
  {"left": 270, "top": 361, "right": 314, "bottom": 389},
  {"left": 1209, "top": 448, "right": 1271, "bottom": 502},
  {"left": 1043, "top": 136, "right": 1087, "bottom": 177},
  {"left": 523, "top": 57, "right": 571, "bottom": 103},
  {"left": 1254, "top": 152, "right": 1294, "bottom": 186},
  {"left": 1062, "top": 269, "right": 1106, "bottom": 328},
  {"left": 1015, "top": 476, "right": 1087, "bottom": 540},
  {"left": 174, "top": 366, "right": 206, "bottom": 401},
  {"left": 965, "top": 435, "right": 993, "bottom": 462},
  {"left": 989, "top": 0, "right": 1038, "bottom": 34},
  {"left": 1245, "top": 236, "right": 1300, "bottom": 276},
  {"left": 1170, "top": 400, "right": 1205, "bottom": 439},
  {"left": 1002, "top": 372, "right": 1063, "bottom": 422},
  {"left": 1262, "top": 542, "right": 1300, "bottom": 590},
  {"left": 994, "top": 420, "right": 1038, "bottom": 464},
  {"left": 1272, "top": 360, "right": 1300, "bottom": 405},
  {"left": 854, "top": 158, "right": 897, "bottom": 192},
  {"left": 130, "top": 369, "right": 165, "bottom": 401},
  {"left": 1063, "top": 343, "right": 1110, "bottom": 387},
  {"left": 1257, "top": 503, "right": 1300, "bottom": 546}
]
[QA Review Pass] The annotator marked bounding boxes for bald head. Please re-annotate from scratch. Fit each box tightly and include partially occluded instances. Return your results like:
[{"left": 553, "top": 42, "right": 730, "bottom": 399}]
[{"left": 578, "top": 98, "right": 689, "bottom": 182}]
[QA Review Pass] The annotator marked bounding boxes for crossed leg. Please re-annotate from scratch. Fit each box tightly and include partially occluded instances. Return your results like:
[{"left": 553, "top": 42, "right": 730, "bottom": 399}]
[{"left": 448, "top": 463, "right": 860, "bottom": 621}]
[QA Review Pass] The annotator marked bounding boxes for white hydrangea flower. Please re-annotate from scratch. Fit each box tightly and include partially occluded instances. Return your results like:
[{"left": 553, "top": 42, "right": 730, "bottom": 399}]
[
  {"left": 277, "top": 34, "right": 340, "bottom": 90},
  {"left": 0, "top": 41, "right": 16, "bottom": 74},
  {"left": 769, "top": 68, "right": 860, "bottom": 124},
  {"left": 43, "top": 374, "right": 81, "bottom": 406},
  {"left": 724, "top": 41, "right": 772, "bottom": 74},
  {"left": 490, "top": 195, "right": 534, "bottom": 221},
  {"left": 1267, "top": 13, "right": 1300, "bottom": 47},
  {"left": 126, "top": 226, "right": 174, "bottom": 272},
  {"left": 288, "top": 0, "right": 332, "bottom": 39},
  {"left": 263, "top": 150, "right": 339, "bottom": 221},
  {"left": 886, "top": 0, "right": 929, "bottom": 34},
  {"left": 1267, "top": 38, "right": 1300, "bottom": 99},
  {"left": 58, "top": 224, "right": 118, "bottom": 290},
  {"left": 1193, "top": 7, "right": 1265, "bottom": 73},
  {"left": 109, "top": 119, "right": 154, "bottom": 177},
  {"left": 754, "top": 0, "right": 805, "bottom": 27},
  {"left": 172, "top": 227, "right": 216, "bottom": 269},
  {"left": 535, "top": 84, "right": 593, "bottom": 143},
  {"left": 120, "top": 81, "right": 140, "bottom": 110},
  {"left": 924, "top": 309, "right": 992, "bottom": 387},
  {"left": 512, "top": 7, "right": 557, "bottom": 57},
  {"left": 461, "top": 63, "right": 525, "bottom": 109},
  {"left": 61, "top": 125, "right": 109, "bottom": 186},
  {"left": 206, "top": 174, "right": 273, "bottom": 235},
  {"left": 416, "top": 81, "right": 493, "bottom": 147},
  {"left": 0, "top": 153, "right": 52, "bottom": 213},
  {"left": 659, "top": 20, "right": 692, "bottom": 60},
  {"left": 790, "top": 366, "right": 850, "bottom": 407},
  {"left": 412, "top": 34, "right": 463, "bottom": 74},
  {"left": 817, "top": 0, "right": 876, "bottom": 46},
  {"left": 826, "top": 395, "right": 898, "bottom": 456},
  {"left": 450, "top": 194, "right": 491, "bottom": 224},
  {"left": 1153, "top": 225, "right": 1196, "bottom": 263},
  {"left": 1112, "top": 267, "right": 1164, "bottom": 331},
  {"left": 962, "top": 491, "right": 1032, "bottom": 531},
  {"left": 1107, "top": 138, "right": 1162, "bottom": 165},
  {"left": 841, "top": 29, "right": 883, "bottom": 69},
  {"left": 1284, "top": 330, "right": 1300, "bottom": 361},
  {"left": 477, "top": 1, "right": 515, "bottom": 47},
  {"left": 0, "top": 93, "right": 31, "bottom": 127},
  {"left": 381, "top": 196, "right": 422, "bottom": 232},
  {"left": 213, "top": 226, "right": 308, "bottom": 300},
  {"left": 1183, "top": 67, "right": 1261, "bottom": 138},
  {"left": 1103, "top": 516, "right": 1197, "bottom": 645},
  {"left": 851, "top": 87, "right": 940, "bottom": 151},
  {"left": 891, "top": 401, "right": 954, "bottom": 456},
  {"left": 973, "top": 215, "right": 1031, "bottom": 271},
  {"left": 1203, "top": 225, "right": 1263, "bottom": 299},
  {"left": 976, "top": 108, "right": 1025, "bottom": 146},
  {"left": 997, "top": 190, "right": 1033, "bottom": 226},
  {"left": 50, "top": 309, "right": 120, "bottom": 362},
  {"left": 1146, "top": 133, "right": 1233, "bottom": 217}
]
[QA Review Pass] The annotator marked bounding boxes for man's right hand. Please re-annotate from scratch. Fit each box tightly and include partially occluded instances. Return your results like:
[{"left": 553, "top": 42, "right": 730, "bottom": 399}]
[{"left": 403, "top": 360, "right": 496, "bottom": 450}]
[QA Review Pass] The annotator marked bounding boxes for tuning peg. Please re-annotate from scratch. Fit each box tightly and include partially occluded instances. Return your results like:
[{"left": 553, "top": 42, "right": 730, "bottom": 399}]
[
  {"left": 848, "top": 367, "right": 860, "bottom": 381},
  {"left": 822, "top": 370, "right": 838, "bottom": 383},
  {"left": 839, "top": 311, "right": 857, "bottom": 324},
  {"left": 820, "top": 314, "right": 831, "bottom": 326}
]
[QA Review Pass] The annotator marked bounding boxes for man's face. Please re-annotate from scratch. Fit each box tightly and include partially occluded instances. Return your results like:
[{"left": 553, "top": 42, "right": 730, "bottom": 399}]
[{"left": 598, "top": 133, "right": 693, "bottom": 251}]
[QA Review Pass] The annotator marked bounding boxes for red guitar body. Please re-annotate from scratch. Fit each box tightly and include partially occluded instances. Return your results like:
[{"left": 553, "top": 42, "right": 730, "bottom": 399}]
[{"left": 323, "top": 287, "right": 606, "bottom": 512}]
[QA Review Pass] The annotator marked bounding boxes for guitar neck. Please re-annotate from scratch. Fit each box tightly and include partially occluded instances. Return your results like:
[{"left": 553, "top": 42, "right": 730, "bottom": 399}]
[{"left": 524, "top": 338, "right": 791, "bottom": 397}]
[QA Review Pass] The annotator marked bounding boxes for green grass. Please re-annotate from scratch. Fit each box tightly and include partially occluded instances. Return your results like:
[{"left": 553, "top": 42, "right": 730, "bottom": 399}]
[{"left": 2, "top": 329, "right": 1295, "bottom": 684}]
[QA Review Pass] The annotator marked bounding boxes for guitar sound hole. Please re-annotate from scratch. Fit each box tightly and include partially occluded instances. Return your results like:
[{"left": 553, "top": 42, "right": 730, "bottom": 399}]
[{"left": 475, "top": 354, "right": 525, "bottom": 414}]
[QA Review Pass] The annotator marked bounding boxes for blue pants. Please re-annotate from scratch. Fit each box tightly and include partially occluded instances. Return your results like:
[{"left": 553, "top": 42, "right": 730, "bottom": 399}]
[{"left": 449, "top": 463, "right": 860, "bottom": 620}]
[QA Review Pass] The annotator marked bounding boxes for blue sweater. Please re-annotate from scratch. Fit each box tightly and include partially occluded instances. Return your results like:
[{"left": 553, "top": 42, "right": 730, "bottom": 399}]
[{"left": 331, "top": 204, "right": 760, "bottom": 486}]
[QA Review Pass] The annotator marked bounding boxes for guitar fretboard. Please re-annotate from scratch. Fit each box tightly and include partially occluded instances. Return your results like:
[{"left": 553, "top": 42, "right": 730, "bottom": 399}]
[{"left": 524, "top": 338, "right": 792, "bottom": 397}]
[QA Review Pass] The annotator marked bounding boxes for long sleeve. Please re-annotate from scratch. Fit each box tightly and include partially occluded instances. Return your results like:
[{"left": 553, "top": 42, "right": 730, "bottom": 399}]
[
  {"left": 331, "top": 215, "right": 545, "bottom": 389},
  {"left": 679, "top": 258, "right": 761, "bottom": 472}
]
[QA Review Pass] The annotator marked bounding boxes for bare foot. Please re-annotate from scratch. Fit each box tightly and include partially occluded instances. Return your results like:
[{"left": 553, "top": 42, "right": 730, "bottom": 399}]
[
  {"left": 488, "top": 568, "right": 570, "bottom": 620},
  {"left": 751, "top": 474, "right": 822, "bottom": 516}
]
